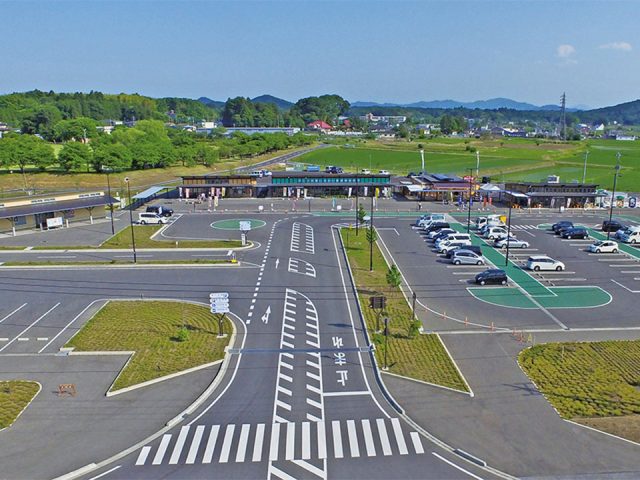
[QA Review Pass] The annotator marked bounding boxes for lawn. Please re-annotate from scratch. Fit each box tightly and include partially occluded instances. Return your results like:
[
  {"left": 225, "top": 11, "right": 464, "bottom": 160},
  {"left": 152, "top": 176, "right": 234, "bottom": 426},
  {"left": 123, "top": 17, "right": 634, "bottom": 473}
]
[
  {"left": 341, "top": 227, "right": 468, "bottom": 392},
  {"left": 0, "top": 381, "right": 40, "bottom": 429},
  {"left": 3, "top": 259, "right": 229, "bottom": 267},
  {"left": 298, "top": 137, "right": 640, "bottom": 190},
  {"left": 100, "top": 225, "right": 242, "bottom": 249},
  {"left": 519, "top": 340, "right": 640, "bottom": 421},
  {"left": 65, "top": 301, "right": 231, "bottom": 391}
]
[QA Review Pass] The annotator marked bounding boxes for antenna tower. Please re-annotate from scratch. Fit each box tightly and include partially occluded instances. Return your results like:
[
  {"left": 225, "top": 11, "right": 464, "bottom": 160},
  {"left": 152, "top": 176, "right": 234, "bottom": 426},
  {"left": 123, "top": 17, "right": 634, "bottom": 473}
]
[{"left": 559, "top": 93, "right": 567, "bottom": 141}]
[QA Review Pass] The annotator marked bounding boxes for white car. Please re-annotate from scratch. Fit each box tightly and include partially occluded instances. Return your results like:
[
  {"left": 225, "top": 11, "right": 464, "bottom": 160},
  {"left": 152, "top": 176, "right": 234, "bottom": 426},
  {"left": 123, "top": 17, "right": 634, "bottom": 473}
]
[
  {"left": 439, "top": 239, "right": 472, "bottom": 254},
  {"left": 418, "top": 214, "right": 446, "bottom": 228},
  {"left": 484, "top": 226, "right": 508, "bottom": 240},
  {"left": 138, "top": 212, "right": 165, "bottom": 225},
  {"left": 494, "top": 237, "right": 529, "bottom": 249},
  {"left": 526, "top": 255, "right": 565, "bottom": 271},
  {"left": 379, "top": 170, "right": 390, "bottom": 175},
  {"left": 428, "top": 228, "right": 455, "bottom": 240},
  {"left": 588, "top": 240, "right": 619, "bottom": 253},
  {"left": 361, "top": 169, "right": 371, "bottom": 174}
]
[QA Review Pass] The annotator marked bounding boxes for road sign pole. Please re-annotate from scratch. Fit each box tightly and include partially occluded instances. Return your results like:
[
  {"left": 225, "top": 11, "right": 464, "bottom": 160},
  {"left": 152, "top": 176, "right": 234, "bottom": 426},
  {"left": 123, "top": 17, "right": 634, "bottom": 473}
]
[
  {"left": 218, "top": 313, "right": 225, "bottom": 338},
  {"left": 383, "top": 317, "right": 389, "bottom": 371}
]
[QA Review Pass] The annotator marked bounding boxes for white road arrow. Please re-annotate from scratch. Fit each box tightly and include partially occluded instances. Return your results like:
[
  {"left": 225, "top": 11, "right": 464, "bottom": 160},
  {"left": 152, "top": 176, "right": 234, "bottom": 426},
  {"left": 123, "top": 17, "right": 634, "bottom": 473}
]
[
  {"left": 262, "top": 306, "right": 271, "bottom": 324},
  {"left": 275, "top": 258, "right": 280, "bottom": 269}
]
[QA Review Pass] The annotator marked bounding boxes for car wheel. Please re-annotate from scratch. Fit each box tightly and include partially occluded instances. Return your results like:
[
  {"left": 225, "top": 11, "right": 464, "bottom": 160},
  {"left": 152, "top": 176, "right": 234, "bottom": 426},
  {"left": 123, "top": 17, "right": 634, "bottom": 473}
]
[
  {"left": 613, "top": 249, "right": 618, "bottom": 253},
  {"left": 556, "top": 265, "right": 563, "bottom": 271},
  {"left": 522, "top": 244, "right": 528, "bottom": 248},
  {"left": 476, "top": 260, "right": 483, "bottom": 265},
  {"left": 480, "top": 280, "right": 486, "bottom": 286},
  {"left": 140, "top": 220, "right": 146, "bottom": 225},
  {"left": 501, "top": 245, "right": 507, "bottom": 249},
  {"left": 534, "top": 266, "right": 540, "bottom": 271},
  {"left": 454, "top": 260, "right": 461, "bottom": 265},
  {"left": 633, "top": 239, "right": 637, "bottom": 244},
  {"left": 501, "top": 279, "right": 507, "bottom": 285},
  {"left": 566, "top": 235, "right": 572, "bottom": 239},
  {"left": 596, "top": 248, "right": 601, "bottom": 253}
]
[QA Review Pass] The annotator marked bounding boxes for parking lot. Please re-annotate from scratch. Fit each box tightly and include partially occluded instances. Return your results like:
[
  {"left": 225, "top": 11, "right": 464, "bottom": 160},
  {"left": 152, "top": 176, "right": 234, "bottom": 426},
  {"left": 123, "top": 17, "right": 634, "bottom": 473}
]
[{"left": 376, "top": 211, "right": 640, "bottom": 331}]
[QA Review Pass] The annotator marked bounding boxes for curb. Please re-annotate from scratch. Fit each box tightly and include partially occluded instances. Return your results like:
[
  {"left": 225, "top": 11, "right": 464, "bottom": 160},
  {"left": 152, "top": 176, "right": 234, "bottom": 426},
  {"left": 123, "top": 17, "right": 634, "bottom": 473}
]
[
  {"left": 0, "top": 380, "right": 42, "bottom": 432},
  {"left": 381, "top": 370, "right": 472, "bottom": 397}
]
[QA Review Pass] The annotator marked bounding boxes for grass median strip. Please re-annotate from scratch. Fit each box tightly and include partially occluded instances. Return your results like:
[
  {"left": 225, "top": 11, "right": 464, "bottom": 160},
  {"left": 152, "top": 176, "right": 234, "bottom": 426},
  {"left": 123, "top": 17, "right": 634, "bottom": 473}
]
[
  {"left": 341, "top": 228, "right": 468, "bottom": 392},
  {"left": 520, "top": 340, "right": 640, "bottom": 442},
  {"left": 101, "top": 225, "right": 242, "bottom": 249},
  {"left": 3, "top": 259, "right": 230, "bottom": 267},
  {"left": 65, "top": 301, "right": 231, "bottom": 392},
  {"left": 0, "top": 381, "right": 40, "bottom": 429}
]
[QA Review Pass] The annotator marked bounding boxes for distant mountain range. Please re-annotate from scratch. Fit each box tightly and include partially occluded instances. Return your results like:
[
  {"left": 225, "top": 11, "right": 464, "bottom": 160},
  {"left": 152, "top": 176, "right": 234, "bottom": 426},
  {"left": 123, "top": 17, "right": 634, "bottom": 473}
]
[
  {"left": 352, "top": 97, "right": 584, "bottom": 111},
  {"left": 198, "top": 95, "right": 293, "bottom": 110}
]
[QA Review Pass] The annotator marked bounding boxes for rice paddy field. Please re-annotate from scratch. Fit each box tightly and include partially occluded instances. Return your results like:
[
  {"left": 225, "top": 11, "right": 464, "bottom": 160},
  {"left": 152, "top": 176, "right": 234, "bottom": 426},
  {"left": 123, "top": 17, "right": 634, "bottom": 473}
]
[{"left": 298, "top": 138, "right": 640, "bottom": 190}]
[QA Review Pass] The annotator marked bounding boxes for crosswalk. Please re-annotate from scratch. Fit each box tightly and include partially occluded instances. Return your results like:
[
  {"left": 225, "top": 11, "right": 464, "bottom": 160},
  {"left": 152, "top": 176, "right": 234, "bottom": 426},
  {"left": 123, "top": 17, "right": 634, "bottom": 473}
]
[
  {"left": 135, "top": 418, "right": 424, "bottom": 467},
  {"left": 509, "top": 224, "right": 539, "bottom": 231},
  {"left": 291, "top": 222, "right": 315, "bottom": 254}
]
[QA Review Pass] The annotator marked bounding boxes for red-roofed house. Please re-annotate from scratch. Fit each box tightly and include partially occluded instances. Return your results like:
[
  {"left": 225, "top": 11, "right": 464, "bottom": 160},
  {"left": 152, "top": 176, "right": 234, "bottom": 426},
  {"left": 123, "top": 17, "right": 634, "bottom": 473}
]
[{"left": 307, "top": 120, "right": 332, "bottom": 131}]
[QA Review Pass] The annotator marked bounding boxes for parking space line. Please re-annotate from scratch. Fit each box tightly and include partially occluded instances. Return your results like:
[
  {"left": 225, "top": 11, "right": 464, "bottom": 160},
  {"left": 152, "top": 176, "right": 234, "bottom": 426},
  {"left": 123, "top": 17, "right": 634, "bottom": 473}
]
[
  {"left": 0, "top": 303, "right": 27, "bottom": 324},
  {"left": 0, "top": 303, "right": 60, "bottom": 352}
]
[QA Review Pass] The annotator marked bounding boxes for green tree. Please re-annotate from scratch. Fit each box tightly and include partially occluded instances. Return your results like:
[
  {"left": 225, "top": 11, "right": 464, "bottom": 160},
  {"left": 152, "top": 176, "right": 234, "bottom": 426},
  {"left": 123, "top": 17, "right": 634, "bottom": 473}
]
[
  {"left": 366, "top": 225, "right": 378, "bottom": 271},
  {"left": 357, "top": 204, "right": 367, "bottom": 225},
  {"left": 52, "top": 117, "right": 97, "bottom": 142},
  {"left": 0, "top": 134, "right": 55, "bottom": 172},
  {"left": 386, "top": 264, "right": 402, "bottom": 289},
  {"left": 58, "top": 142, "right": 93, "bottom": 172},
  {"left": 92, "top": 143, "right": 132, "bottom": 172}
]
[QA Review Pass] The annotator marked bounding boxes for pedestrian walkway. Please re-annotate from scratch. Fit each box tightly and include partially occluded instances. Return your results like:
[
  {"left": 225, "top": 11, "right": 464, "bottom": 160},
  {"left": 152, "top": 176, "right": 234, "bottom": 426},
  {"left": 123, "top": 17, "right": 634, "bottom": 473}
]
[{"left": 134, "top": 418, "right": 424, "bottom": 467}]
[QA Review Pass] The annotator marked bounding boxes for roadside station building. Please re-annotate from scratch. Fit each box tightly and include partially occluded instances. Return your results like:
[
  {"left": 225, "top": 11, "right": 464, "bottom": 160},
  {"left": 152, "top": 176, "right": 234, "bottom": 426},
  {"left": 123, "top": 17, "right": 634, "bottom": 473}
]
[
  {"left": 0, "top": 191, "right": 116, "bottom": 236},
  {"left": 398, "top": 173, "right": 478, "bottom": 201},
  {"left": 504, "top": 182, "right": 601, "bottom": 209},
  {"left": 179, "top": 172, "right": 392, "bottom": 199}
]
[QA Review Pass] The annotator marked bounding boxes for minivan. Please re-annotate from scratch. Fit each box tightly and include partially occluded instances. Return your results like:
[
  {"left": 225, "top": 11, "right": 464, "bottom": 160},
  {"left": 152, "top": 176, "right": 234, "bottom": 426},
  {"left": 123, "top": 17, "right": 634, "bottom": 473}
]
[
  {"left": 620, "top": 230, "right": 640, "bottom": 244},
  {"left": 438, "top": 239, "right": 472, "bottom": 254},
  {"left": 435, "top": 233, "right": 471, "bottom": 248},
  {"left": 475, "top": 215, "right": 503, "bottom": 230},
  {"left": 526, "top": 255, "right": 565, "bottom": 271},
  {"left": 446, "top": 245, "right": 482, "bottom": 258},
  {"left": 602, "top": 220, "right": 625, "bottom": 232},
  {"left": 138, "top": 212, "right": 166, "bottom": 225},
  {"left": 418, "top": 214, "right": 446, "bottom": 228},
  {"left": 552, "top": 221, "right": 573, "bottom": 233},
  {"left": 484, "top": 226, "right": 508, "bottom": 240},
  {"left": 146, "top": 205, "right": 173, "bottom": 217},
  {"left": 424, "top": 222, "right": 450, "bottom": 234},
  {"left": 451, "top": 250, "right": 485, "bottom": 265},
  {"left": 429, "top": 228, "right": 455, "bottom": 240}
]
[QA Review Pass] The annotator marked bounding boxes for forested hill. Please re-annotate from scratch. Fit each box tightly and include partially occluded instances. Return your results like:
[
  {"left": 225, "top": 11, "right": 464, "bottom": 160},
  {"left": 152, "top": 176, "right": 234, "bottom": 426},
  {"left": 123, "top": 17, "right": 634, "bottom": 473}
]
[{"left": 0, "top": 90, "right": 218, "bottom": 129}]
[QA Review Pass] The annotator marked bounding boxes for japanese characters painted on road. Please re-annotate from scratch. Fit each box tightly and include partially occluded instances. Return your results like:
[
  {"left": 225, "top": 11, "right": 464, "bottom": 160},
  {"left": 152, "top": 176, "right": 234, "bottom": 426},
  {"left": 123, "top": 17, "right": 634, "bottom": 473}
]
[{"left": 239, "top": 221, "right": 252, "bottom": 232}]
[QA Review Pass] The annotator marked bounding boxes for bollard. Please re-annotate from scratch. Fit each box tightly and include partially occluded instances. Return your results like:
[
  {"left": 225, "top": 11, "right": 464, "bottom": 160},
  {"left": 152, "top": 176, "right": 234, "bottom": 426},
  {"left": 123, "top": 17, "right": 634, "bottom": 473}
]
[
  {"left": 490, "top": 322, "right": 495, "bottom": 332},
  {"left": 464, "top": 317, "right": 468, "bottom": 327}
]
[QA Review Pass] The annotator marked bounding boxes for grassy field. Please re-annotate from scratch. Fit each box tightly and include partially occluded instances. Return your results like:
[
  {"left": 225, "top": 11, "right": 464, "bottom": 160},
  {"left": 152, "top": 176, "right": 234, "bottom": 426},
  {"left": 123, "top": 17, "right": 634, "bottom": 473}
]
[
  {"left": 342, "top": 227, "right": 468, "bottom": 392},
  {"left": 519, "top": 340, "right": 640, "bottom": 420},
  {"left": 65, "top": 301, "right": 231, "bottom": 391},
  {"left": 0, "top": 381, "right": 40, "bottom": 429},
  {"left": 100, "top": 225, "right": 242, "bottom": 249},
  {"left": 298, "top": 138, "right": 640, "bottom": 190},
  {"left": 2, "top": 259, "right": 229, "bottom": 266}
]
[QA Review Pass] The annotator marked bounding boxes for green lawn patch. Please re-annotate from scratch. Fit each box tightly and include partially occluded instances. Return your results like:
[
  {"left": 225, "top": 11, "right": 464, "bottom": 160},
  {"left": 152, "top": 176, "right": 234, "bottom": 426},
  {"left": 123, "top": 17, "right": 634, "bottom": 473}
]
[
  {"left": 0, "top": 381, "right": 40, "bottom": 429},
  {"left": 65, "top": 301, "right": 232, "bottom": 391},
  {"left": 519, "top": 340, "right": 640, "bottom": 419},
  {"left": 100, "top": 225, "right": 242, "bottom": 249},
  {"left": 2, "top": 259, "right": 229, "bottom": 267},
  {"left": 341, "top": 228, "right": 468, "bottom": 392}
]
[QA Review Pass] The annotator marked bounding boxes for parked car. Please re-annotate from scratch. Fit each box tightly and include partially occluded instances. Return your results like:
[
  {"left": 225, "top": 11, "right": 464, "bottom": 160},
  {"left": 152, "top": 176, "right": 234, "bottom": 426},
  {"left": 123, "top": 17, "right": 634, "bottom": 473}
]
[
  {"left": 138, "top": 212, "right": 166, "bottom": 225},
  {"left": 475, "top": 269, "right": 508, "bottom": 286},
  {"left": 146, "top": 205, "right": 173, "bottom": 217},
  {"left": 561, "top": 227, "right": 589, "bottom": 239},
  {"left": 602, "top": 220, "right": 625, "bottom": 232},
  {"left": 494, "top": 237, "right": 530, "bottom": 249},
  {"left": 526, "top": 255, "right": 565, "bottom": 271},
  {"left": 479, "top": 223, "right": 506, "bottom": 236},
  {"left": 424, "top": 222, "right": 450, "bottom": 234},
  {"left": 445, "top": 245, "right": 482, "bottom": 258},
  {"left": 620, "top": 230, "right": 640, "bottom": 244},
  {"left": 435, "top": 233, "right": 471, "bottom": 249},
  {"left": 614, "top": 226, "right": 638, "bottom": 240},
  {"left": 484, "top": 226, "right": 509, "bottom": 240},
  {"left": 588, "top": 240, "right": 619, "bottom": 253},
  {"left": 418, "top": 214, "right": 446, "bottom": 228},
  {"left": 451, "top": 250, "right": 486, "bottom": 265},
  {"left": 438, "top": 239, "right": 472, "bottom": 254},
  {"left": 431, "top": 228, "right": 456, "bottom": 241},
  {"left": 379, "top": 170, "right": 390, "bottom": 175},
  {"left": 476, "top": 215, "right": 504, "bottom": 230},
  {"left": 552, "top": 221, "right": 573, "bottom": 233}
]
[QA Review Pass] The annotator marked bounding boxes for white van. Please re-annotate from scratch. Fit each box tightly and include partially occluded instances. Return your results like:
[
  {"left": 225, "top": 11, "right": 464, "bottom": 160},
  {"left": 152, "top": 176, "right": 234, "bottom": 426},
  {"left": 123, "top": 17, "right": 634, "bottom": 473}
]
[
  {"left": 620, "top": 229, "right": 640, "bottom": 244},
  {"left": 435, "top": 233, "right": 471, "bottom": 248},
  {"left": 138, "top": 212, "right": 166, "bottom": 225},
  {"left": 418, "top": 214, "right": 446, "bottom": 228}
]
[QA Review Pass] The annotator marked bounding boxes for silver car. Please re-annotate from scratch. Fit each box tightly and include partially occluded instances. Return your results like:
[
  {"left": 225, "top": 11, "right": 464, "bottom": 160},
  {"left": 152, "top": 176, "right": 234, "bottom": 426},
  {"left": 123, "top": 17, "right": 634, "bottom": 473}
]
[{"left": 451, "top": 249, "right": 486, "bottom": 265}]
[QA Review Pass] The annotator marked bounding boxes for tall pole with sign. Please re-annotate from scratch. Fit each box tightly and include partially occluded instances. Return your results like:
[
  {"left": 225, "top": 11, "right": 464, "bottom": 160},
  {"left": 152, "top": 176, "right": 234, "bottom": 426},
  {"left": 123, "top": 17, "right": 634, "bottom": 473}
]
[{"left": 210, "top": 292, "right": 230, "bottom": 337}]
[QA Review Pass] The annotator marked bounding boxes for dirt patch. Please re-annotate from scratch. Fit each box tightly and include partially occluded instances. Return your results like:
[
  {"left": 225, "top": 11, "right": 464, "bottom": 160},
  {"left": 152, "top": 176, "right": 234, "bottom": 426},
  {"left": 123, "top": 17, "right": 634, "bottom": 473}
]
[{"left": 576, "top": 415, "right": 640, "bottom": 444}]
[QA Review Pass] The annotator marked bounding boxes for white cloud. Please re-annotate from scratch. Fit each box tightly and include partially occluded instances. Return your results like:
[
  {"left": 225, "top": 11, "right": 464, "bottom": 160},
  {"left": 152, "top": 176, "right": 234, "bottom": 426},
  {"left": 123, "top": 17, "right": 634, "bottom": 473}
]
[
  {"left": 599, "top": 41, "right": 633, "bottom": 52},
  {"left": 557, "top": 44, "right": 576, "bottom": 58}
]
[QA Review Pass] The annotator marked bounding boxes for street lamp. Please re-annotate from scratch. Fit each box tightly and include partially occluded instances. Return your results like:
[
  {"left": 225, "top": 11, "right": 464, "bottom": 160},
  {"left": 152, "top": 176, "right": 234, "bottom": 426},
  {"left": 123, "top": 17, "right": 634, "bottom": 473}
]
[
  {"left": 420, "top": 148, "right": 425, "bottom": 172},
  {"left": 505, "top": 201, "right": 513, "bottom": 267},
  {"left": 582, "top": 150, "right": 589, "bottom": 185},
  {"left": 102, "top": 165, "right": 115, "bottom": 235},
  {"left": 607, "top": 152, "right": 622, "bottom": 240},
  {"left": 369, "top": 185, "right": 374, "bottom": 272},
  {"left": 466, "top": 168, "right": 474, "bottom": 233},
  {"left": 476, "top": 150, "right": 480, "bottom": 180},
  {"left": 124, "top": 177, "right": 137, "bottom": 263},
  {"left": 383, "top": 316, "right": 390, "bottom": 371}
]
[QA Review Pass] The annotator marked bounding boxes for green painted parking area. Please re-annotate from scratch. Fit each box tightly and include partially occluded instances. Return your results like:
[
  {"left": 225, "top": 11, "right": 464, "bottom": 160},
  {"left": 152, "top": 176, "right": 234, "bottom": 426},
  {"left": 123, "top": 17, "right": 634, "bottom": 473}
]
[
  {"left": 210, "top": 219, "right": 267, "bottom": 230},
  {"left": 449, "top": 222, "right": 612, "bottom": 309}
]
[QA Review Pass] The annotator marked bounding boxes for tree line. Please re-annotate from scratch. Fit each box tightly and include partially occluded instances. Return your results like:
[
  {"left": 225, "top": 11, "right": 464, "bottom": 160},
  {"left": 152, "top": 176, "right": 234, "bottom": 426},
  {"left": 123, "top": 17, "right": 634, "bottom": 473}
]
[{"left": 0, "top": 120, "right": 314, "bottom": 174}]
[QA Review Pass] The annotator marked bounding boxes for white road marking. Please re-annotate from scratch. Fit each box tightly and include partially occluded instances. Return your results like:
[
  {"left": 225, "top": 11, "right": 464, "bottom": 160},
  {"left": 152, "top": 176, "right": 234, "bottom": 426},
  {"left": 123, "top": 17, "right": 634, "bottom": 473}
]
[
  {"left": 0, "top": 303, "right": 60, "bottom": 352},
  {"left": 169, "top": 425, "right": 190, "bottom": 464},
  {"left": 0, "top": 303, "right": 27, "bottom": 324},
  {"left": 347, "top": 420, "right": 360, "bottom": 458},
  {"left": 323, "top": 390, "right": 370, "bottom": 397},
  {"left": 135, "top": 446, "right": 151, "bottom": 466},
  {"left": 377, "top": 418, "right": 392, "bottom": 456},
  {"left": 235, "top": 424, "right": 251, "bottom": 463},
  {"left": 301, "top": 422, "right": 311, "bottom": 460},
  {"left": 410, "top": 432, "right": 424, "bottom": 454},
  {"left": 362, "top": 419, "right": 376, "bottom": 456},
  {"left": 219, "top": 424, "right": 235, "bottom": 463},
  {"left": 202, "top": 425, "right": 220, "bottom": 464},
  {"left": 391, "top": 418, "right": 408, "bottom": 455},
  {"left": 88, "top": 466, "right": 121, "bottom": 480},
  {"left": 269, "top": 423, "right": 280, "bottom": 461},
  {"left": 332, "top": 421, "right": 344, "bottom": 458},
  {"left": 317, "top": 421, "right": 327, "bottom": 459},
  {"left": 286, "top": 422, "right": 295, "bottom": 460},
  {"left": 252, "top": 423, "right": 265, "bottom": 462},
  {"left": 432, "top": 451, "right": 484, "bottom": 480},
  {"left": 185, "top": 425, "right": 205, "bottom": 464},
  {"left": 152, "top": 434, "right": 172, "bottom": 465},
  {"left": 270, "top": 465, "right": 297, "bottom": 480}
]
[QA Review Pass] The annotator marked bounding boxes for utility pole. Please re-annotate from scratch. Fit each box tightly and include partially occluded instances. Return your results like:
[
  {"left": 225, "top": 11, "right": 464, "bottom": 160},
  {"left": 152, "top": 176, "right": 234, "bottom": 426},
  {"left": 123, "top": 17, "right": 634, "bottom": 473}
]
[
  {"left": 582, "top": 150, "right": 589, "bottom": 184},
  {"left": 476, "top": 150, "right": 480, "bottom": 180},
  {"left": 466, "top": 168, "right": 473, "bottom": 233},
  {"left": 420, "top": 148, "right": 425, "bottom": 173},
  {"left": 124, "top": 177, "right": 137, "bottom": 263},
  {"left": 102, "top": 165, "right": 115, "bottom": 235},
  {"left": 607, "top": 152, "right": 622, "bottom": 240},
  {"left": 369, "top": 186, "right": 374, "bottom": 272},
  {"left": 505, "top": 201, "right": 513, "bottom": 267},
  {"left": 355, "top": 187, "right": 359, "bottom": 236},
  {"left": 559, "top": 93, "right": 567, "bottom": 141}
]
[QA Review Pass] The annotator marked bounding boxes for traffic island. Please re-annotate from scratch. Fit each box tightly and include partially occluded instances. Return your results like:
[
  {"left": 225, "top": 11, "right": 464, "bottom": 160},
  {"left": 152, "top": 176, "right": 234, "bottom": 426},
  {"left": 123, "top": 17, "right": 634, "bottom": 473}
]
[
  {"left": 64, "top": 301, "right": 232, "bottom": 393},
  {"left": 519, "top": 340, "right": 640, "bottom": 443},
  {"left": 0, "top": 380, "right": 41, "bottom": 430},
  {"left": 341, "top": 228, "right": 470, "bottom": 393}
]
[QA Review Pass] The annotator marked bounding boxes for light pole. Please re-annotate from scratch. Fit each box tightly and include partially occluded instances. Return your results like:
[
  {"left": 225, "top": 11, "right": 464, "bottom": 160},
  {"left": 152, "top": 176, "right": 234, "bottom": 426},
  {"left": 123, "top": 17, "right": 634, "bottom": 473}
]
[
  {"left": 124, "top": 177, "right": 137, "bottom": 263},
  {"left": 420, "top": 148, "right": 425, "bottom": 172},
  {"left": 466, "top": 168, "right": 473, "bottom": 233},
  {"left": 355, "top": 187, "right": 359, "bottom": 236},
  {"left": 582, "top": 150, "right": 589, "bottom": 185},
  {"left": 607, "top": 152, "right": 622, "bottom": 240},
  {"left": 369, "top": 185, "right": 374, "bottom": 272},
  {"left": 102, "top": 165, "right": 115, "bottom": 235},
  {"left": 476, "top": 150, "right": 480, "bottom": 180},
  {"left": 505, "top": 201, "right": 513, "bottom": 267},
  {"left": 383, "top": 316, "right": 390, "bottom": 371}
]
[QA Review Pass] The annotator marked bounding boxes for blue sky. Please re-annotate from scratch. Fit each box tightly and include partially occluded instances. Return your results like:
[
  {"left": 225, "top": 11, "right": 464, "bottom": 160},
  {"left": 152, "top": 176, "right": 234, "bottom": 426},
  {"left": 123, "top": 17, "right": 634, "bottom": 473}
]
[{"left": 2, "top": 0, "right": 639, "bottom": 108}]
